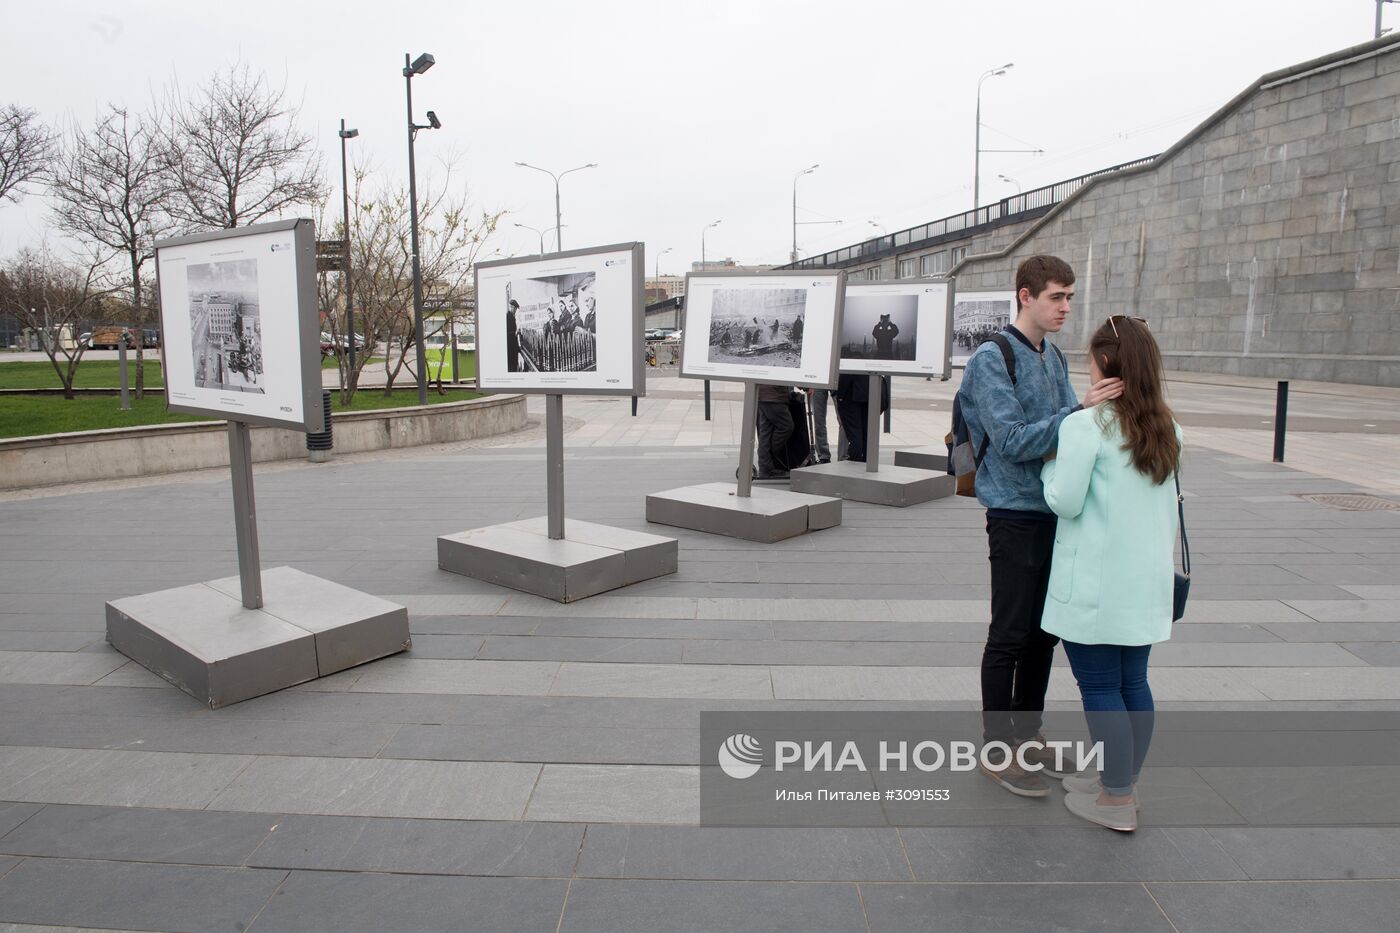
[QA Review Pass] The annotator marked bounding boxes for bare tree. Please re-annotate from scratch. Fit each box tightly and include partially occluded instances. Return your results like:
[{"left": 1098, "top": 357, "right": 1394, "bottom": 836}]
[
  {"left": 162, "top": 64, "right": 324, "bottom": 229},
  {"left": 0, "top": 104, "right": 54, "bottom": 204},
  {"left": 320, "top": 160, "right": 502, "bottom": 403},
  {"left": 0, "top": 247, "right": 113, "bottom": 398},
  {"left": 49, "top": 105, "right": 174, "bottom": 399}
]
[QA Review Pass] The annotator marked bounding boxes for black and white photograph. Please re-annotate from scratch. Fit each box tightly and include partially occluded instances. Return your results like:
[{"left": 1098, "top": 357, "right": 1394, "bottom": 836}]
[
  {"left": 506, "top": 271, "right": 597, "bottom": 373},
  {"left": 841, "top": 292, "right": 917, "bottom": 362},
  {"left": 706, "top": 287, "right": 807, "bottom": 369},
  {"left": 475, "top": 242, "right": 643, "bottom": 395},
  {"left": 187, "top": 258, "right": 264, "bottom": 394},
  {"left": 952, "top": 291, "right": 1015, "bottom": 361}
]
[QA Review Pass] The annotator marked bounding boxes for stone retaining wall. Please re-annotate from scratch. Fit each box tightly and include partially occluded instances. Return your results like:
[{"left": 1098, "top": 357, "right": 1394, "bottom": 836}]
[{"left": 0, "top": 393, "right": 526, "bottom": 490}]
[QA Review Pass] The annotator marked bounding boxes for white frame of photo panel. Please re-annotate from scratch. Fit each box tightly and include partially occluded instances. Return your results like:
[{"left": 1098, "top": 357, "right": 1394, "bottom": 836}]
[
  {"left": 838, "top": 278, "right": 953, "bottom": 378},
  {"left": 950, "top": 288, "right": 1017, "bottom": 367},
  {"left": 679, "top": 269, "right": 845, "bottom": 388},
  {"left": 153, "top": 218, "right": 322, "bottom": 432},
  {"left": 474, "top": 242, "right": 645, "bottom": 396}
]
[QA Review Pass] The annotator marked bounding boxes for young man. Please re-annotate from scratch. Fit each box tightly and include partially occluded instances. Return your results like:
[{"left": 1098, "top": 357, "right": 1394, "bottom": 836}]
[{"left": 961, "top": 255, "right": 1122, "bottom": 797}]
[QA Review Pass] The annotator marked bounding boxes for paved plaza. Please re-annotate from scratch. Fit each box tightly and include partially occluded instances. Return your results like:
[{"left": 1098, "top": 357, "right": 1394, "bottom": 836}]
[{"left": 2, "top": 368, "right": 1400, "bottom": 931}]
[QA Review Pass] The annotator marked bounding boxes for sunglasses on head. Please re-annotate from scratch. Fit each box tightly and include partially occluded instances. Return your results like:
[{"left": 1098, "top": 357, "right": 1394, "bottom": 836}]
[{"left": 1107, "top": 314, "right": 1149, "bottom": 338}]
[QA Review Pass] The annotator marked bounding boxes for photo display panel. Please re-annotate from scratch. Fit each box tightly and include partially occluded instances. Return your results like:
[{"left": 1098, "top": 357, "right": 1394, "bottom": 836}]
[
  {"left": 839, "top": 279, "right": 950, "bottom": 377},
  {"left": 154, "top": 219, "right": 321, "bottom": 431},
  {"left": 950, "top": 289, "right": 1016, "bottom": 366},
  {"left": 680, "top": 271, "right": 843, "bottom": 388},
  {"left": 475, "top": 242, "right": 643, "bottom": 395}
]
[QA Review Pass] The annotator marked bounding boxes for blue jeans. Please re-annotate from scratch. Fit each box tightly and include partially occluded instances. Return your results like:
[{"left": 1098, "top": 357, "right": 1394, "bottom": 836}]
[{"left": 1061, "top": 641, "right": 1155, "bottom": 795}]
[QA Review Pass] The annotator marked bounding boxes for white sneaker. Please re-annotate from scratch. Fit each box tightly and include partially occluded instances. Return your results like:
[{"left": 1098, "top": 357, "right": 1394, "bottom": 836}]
[
  {"left": 1064, "top": 791, "right": 1138, "bottom": 832},
  {"left": 1062, "top": 773, "right": 1140, "bottom": 811}
]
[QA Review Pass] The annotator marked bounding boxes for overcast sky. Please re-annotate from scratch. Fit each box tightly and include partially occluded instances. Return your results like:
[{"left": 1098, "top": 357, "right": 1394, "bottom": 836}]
[{"left": 0, "top": 0, "right": 1384, "bottom": 274}]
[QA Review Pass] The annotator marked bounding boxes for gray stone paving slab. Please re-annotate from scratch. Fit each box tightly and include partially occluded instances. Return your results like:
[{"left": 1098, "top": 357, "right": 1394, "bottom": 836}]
[
  {"left": 1286, "top": 599, "right": 1400, "bottom": 622},
  {"left": 0, "top": 857, "right": 16, "bottom": 881},
  {"left": 247, "top": 815, "right": 583, "bottom": 876},
  {"left": 0, "top": 804, "right": 278, "bottom": 865},
  {"left": 476, "top": 635, "right": 683, "bottom": 663},
  {"left": 549, "top": 662, "right": 772, "bottom": 699},
  {"left": 1343, "top": 585, "right": 1400, "bottom": 599},
  {"left": 858, "top": 881, "right": 1176, "bottom": 932},
  {"left": 0, "top": 803, "right": 41, "bottom": 838},
  {"left": 0, "top": 651, "right": 126, "bottom": 686},
  {"left": 0, "top": 858, "right": 285, "bottom": 933},
  {"left": 497, "top": 594, "right": 699, "bottom": 619},
  {"left": 0, "top": 746, "right": 250, "bottom": 809},
  {"left": 898, "top": 826, "right": 1246, "bottom": 881},
  {"left": 1234, "top": 666, "right": 1400, "bottom": 699},
  {"left": 1150, "top": 642, "right": 1365, "bottom": 666},
  {"left": 0, "top": 633, "right": 103, "bottom": 652},
  {"left": 1206, "top": 826, "right": 1400, "bottom": 879},
  {"left": 1194, "top": 766, "right": 1400, "bottom": 824},
  {"left": 1342, "top": 642, "right": 1400, "bottom": 665},
  {"left": 91, "top": 660, "right": 178, "bottom": 688},
  {"left": 1264, "top": 621, "right": 1400, "bottom": 642},
  {"left": 0, "top": 713, "right": 400, "bottom": 758},
  {"left": 208, "top": 755, "right": 540, "bottom": 820},
  {"left": 394, "top": 634, "right": 488, "bottom": 658},
  {"left": 1146, "top": 880, "right": 1400, "bottom": 933},
  {"left": 680, "top": 639, "right": 986, "bottom": 666},
  {"left": 381, "top": 722, "right": 695, "bottom": 764},
  {"left": 531, "top": 617, "right": 775, "bottom": 640},
  {"left": 698, "top": 598, "right": 896, "bottom": 621},
  {"left": 576, "top": 825, "right": 913, "bottom": 880},
  {"left": 238, "top": 870, "right": 566, "bottom": 933},
  {"left": 524, "top": 765, "right": 698, "bottom": 823},
  {"left": 386, "top": 594, "right": 511, "bottom": 615},
  {"left": 299, "top": 657, "right": 560, "bottom": 695},
  {"left": 559, "top": 878, "right": 868, "bottom": 933}
]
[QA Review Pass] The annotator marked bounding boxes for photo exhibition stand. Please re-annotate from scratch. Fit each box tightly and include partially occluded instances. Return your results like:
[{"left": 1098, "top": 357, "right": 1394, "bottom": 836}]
[
  {"left": 790, "top": 375, "right": 955, "bottom": 506},
  {"left": 105, "top": 218, "right": 409, "bottom": 709},
  {"left": 646, "top": 382, "right": 842, "bottom": 542},
  {"left": 438, "top": 393, "right": 679, "bottom": 602},
  {"left": 107, "top": 420, "right": 411, "bottom": 709}
]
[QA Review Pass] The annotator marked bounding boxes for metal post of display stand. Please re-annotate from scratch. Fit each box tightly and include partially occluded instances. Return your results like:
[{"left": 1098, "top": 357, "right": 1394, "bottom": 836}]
[
  {"left": 736, "top": 382, "right": 757, "bottom": 498},
  {"left": 118, "top": 338, "right": 131, "bottom": 411},
  {"left": 883, "top": 381, "right": 892, "bottom": 434},
  {"left": 227, "top": 421, "right": 263, "bottom": 609},
  {"left": 704, "top": 379, "right": 712, "bottom": 421},
  {"left": 546, "top": 393, "right": 566, "bottom": 539},
  {"left": 865, "top": 374, "right": 881, "bottom": 474}
]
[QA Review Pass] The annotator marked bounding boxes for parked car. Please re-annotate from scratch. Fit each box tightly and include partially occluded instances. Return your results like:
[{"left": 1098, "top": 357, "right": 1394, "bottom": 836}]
[
  {"left": 645, "top": 327, "right": 677, "bottom": 341},
  {"left": 663, "top": 329, "right": 683, "bottom": 344}
]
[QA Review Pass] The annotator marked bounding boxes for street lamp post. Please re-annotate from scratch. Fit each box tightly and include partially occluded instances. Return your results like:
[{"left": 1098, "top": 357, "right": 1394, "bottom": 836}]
[
  {"left": 974, "top": 63, "right": 1013, "bottom": 210},
  {"left": 701, "top": 219, "right": 721, "bottom": 269},
  {"left": 404, "top": 51, "right": 441, "bottom": 406},
  {"left": 791, "top": 164, "right": 819, "bottom": 263},
  {"left": 655, "top": 246, "right": 672, "bottom": 285},
  {"left": 338, "top": 120, "right": 359, "bottom": 377},
  {"left": 514, "top": 161, "right": 597, "bottom": 252},
  {"left": 514, "top": 222, "right": 546, "bottom": 255}
]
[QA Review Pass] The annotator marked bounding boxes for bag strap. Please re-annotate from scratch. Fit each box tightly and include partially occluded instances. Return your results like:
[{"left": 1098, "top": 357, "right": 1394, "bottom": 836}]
[
  {"left": 973, "top": 335, "right": 1018, "bottom": 467},
  {"left": 1175, "top": 471, "right": 1191, "bottom": 578}
]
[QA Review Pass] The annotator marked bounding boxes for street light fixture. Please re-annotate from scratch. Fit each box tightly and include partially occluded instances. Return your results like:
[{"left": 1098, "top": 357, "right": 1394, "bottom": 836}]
[
  {"left": 404, "top": 50, "right": 442, "bottom": 405},
  {"left": 974, "top": 63, "right": 1013, "bottom": 210},
  {"left": 338, "top": 120, "right": 359, "bottom": 376},
  {"left": 997, "top": 173, "right": 1021, "bottom": 194},
  {"left": 791, "top": 164, "right": 818, "bottom": 263},
  {"left": 868, "top": 220, "right": 887, "bottom": 237},
  {"left": 514, "top": 222, "right": 546, "bottom": 255},
  {"left": 701, "top": 219, "right": 721, "bottom": 269},
  {"left": 514, "top": 161, "right": 597, "bottom": 252}
]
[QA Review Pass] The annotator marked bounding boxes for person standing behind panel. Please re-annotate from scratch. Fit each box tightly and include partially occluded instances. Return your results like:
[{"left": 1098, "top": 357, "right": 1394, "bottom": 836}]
[{"left": 960, "top": 255, "right": 1123, "bottom": 797}]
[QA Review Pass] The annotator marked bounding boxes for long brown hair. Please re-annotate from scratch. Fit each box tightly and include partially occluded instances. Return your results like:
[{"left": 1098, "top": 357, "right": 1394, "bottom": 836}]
[{"left": 1088, "top": 316, "right": 1180, "bottom": 484}]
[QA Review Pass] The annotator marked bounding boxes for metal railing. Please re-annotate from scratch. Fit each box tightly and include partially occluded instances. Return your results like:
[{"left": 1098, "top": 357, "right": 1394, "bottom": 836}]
[{"left": 786, "top": 154, "right": 1159, "bottom": 271}]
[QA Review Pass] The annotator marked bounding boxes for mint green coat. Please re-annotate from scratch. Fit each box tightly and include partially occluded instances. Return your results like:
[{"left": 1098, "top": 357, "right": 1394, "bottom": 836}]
[{"left": 1039, "top": 408, "right": 1181, "bottom": 646}]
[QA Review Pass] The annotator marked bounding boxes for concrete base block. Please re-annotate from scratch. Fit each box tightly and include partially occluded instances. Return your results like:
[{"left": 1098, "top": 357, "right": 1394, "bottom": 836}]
[
  {"left": 105, "top": 566, "right": 410, "bottom": 709},
  {"left": 893, "top": 446, "right": 950, "bottom": 472},
  {"left": 646, "top": 482, "right": 842, "bottom": 543},
  {"left": 790, "top": 460, "right": 957, "bottom": 507},
  {"left": 438, "top": 517, "right": 678, "bottom": 603}
]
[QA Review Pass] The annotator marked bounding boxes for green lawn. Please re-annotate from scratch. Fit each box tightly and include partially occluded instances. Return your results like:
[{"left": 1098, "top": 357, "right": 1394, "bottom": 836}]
[
  {"left": 0, "top": 360, "right": 165, "bottom": 390},
  {"left": 0, "top": 388, "right": 478, "bottom": 440}
]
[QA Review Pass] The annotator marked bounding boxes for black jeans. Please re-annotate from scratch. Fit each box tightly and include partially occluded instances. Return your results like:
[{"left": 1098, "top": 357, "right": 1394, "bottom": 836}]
[
  {"left": 834, "top": 399, "right": 867, "bottom": 461},
  {"left": 756, "top": 400, "right": 794, "bottom": 475},
  {"left": 981, "top": 516, "right": 1060, "bottom": 744}
]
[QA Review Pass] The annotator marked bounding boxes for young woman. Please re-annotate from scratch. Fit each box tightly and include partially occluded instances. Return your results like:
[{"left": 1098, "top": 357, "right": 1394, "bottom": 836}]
[{"left": 1040, "top": 315, "right": 1182, "bottom": 832}]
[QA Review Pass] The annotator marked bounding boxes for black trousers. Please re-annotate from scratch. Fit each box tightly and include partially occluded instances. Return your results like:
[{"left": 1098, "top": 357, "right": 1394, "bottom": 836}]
[
  {"left": 756, "top": 400, "right": 794, "bottom": 475},
  {"left": 834, "top": 399, "right": 867, "bottom": 461},
  {"left": 981, "top": 516, "right": 1060, "bottom": 743}
]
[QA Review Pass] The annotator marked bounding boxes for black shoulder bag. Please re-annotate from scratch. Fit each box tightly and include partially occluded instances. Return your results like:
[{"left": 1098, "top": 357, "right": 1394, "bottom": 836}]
[{"left": 1173, "top": 472, "right": 1191, "bottom": 622}]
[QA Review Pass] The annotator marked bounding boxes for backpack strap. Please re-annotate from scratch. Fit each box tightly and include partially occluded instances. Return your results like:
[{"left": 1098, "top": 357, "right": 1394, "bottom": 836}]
[{"left": 973, "top": 334, "right": 1018, "bottom": 466}]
